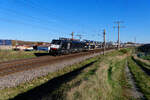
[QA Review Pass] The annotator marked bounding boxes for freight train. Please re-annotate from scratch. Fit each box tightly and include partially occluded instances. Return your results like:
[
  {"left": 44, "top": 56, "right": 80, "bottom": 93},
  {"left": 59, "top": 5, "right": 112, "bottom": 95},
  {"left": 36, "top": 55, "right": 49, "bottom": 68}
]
[
  {"left": 49, "top": 38, "right": 132, "bottom": 55},
  {"left": 49, "top": 38, "right": 131, "bottom": 55},
  {"left": 49, "top": 38, "right": 104, "bottom": 55}
]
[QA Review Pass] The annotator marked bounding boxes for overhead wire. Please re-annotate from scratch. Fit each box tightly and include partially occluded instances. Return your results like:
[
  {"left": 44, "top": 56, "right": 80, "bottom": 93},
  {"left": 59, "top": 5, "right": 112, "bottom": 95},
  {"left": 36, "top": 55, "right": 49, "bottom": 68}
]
[
  {"left": 0, "top": 0, "right": 95, "bottom": 40},
  {"left": 0, "top": 7, "right": 55, "bottom": 25},
  {"left": 0, "top": 1, "right": 62, "bottom": 34},
  {"left": 20, "top": 0, "right": 73, "bottom": 28},
  {"left": 0, "top": 17, "right": 54, "bottom": 31},
  {"left": 20, "top": 0, "right": 64, "bottom": 22},
  {"left": 26, "top": 0, "right": 93, "bottom": 40}
]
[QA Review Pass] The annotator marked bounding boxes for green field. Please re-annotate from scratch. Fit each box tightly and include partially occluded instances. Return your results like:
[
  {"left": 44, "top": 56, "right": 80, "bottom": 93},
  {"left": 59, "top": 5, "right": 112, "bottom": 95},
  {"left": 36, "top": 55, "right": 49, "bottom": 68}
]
[{"left": 0, "top": 50, "right": 47, "bottom": 62}]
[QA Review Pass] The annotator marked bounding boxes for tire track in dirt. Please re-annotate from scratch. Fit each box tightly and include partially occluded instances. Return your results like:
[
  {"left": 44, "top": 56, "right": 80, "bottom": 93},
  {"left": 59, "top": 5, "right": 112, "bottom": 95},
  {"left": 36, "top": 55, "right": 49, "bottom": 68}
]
[{"left": 125, "top": 61, "right": 145, "bottom": 100}]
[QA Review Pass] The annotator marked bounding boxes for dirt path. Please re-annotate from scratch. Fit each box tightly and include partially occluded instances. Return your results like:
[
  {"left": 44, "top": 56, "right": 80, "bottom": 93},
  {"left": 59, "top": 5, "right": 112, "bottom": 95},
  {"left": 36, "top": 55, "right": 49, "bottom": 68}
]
[
  {"left": 134, "top": 55, "right": 150, "bottom": 65},
  {"left": 132, "top": 58, "right": 150, "bottom": 76},
  {"left": 125, "top": 64, "right": 145, "bottom": 99}
]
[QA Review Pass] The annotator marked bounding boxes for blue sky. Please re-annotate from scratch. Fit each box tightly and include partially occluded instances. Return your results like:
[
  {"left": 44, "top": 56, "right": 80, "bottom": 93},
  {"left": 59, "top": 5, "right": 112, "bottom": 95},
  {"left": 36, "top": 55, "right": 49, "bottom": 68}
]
[{"left": 0, "top": 0, "right": 149, "bottom": 43}]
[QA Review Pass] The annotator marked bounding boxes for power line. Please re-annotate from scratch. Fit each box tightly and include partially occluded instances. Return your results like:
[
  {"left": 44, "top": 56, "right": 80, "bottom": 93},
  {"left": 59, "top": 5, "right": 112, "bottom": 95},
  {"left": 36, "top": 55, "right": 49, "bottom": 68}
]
[
  {"left": 70, "top": 32, "right": 74, "bottom": 40},
  {"left": 134, "top": 37, "right": 136, "bottom": 43},
  {"left": 0, "top": 17, "right": 55, "bottom": 31},
  {"left": 76, "top": 34, "right": 83, "bottom": 40},
  {"left": 113, "top": 21, "right": 125, "bottom": 50},
  {"left": 103, "top": 29, "right": 106, "bottom": 55},
  {"left": 0, "top": 3, "right": 60, "bottom": 32},
  {"left": 15, "top": 0, "right": 57, "bottom": 21},
  {"left": 0, "top": 1, "right": 58, "bottom": 27},
  {"left": 0, "top": 7, "right": 55, "bottom": 25},
  {"left": 19, "top": 0, "right": 65, "bottom": 22},
  {"left": 29, "top": 0, "right": 56, "bottom": 15},
  {"left": 17, "top": 0, "right": 72, "bottom": 30},
  {"left": 14, "top": 0, "right": 56, "bottom": 22}
]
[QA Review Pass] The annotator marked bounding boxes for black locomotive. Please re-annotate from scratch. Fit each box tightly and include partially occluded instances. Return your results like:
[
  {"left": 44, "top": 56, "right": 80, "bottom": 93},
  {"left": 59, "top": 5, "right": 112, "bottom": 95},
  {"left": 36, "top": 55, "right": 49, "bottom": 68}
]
[{"left": 49, "top": 38, "right": 87, "bottom": 55}]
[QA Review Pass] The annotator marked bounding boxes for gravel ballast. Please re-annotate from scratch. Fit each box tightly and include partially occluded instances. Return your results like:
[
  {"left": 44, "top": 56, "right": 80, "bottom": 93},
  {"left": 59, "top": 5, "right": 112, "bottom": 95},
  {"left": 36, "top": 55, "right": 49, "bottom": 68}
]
[{"left": 0, "top": 51, "right": 107, "bottom": 89}]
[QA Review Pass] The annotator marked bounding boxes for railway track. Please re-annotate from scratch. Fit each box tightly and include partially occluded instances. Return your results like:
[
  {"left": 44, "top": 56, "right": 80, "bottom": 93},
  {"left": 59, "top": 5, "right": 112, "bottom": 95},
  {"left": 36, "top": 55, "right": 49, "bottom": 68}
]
[{"left": 0, "top": 49, "right": 107, "bottom": 77}]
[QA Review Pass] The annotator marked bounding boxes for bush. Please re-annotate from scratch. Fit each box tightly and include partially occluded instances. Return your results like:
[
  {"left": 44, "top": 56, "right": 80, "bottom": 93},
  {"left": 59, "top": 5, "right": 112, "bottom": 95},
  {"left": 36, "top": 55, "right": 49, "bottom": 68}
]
[{"left": 119, "top": 49, "right": 128, "bottom": 54}]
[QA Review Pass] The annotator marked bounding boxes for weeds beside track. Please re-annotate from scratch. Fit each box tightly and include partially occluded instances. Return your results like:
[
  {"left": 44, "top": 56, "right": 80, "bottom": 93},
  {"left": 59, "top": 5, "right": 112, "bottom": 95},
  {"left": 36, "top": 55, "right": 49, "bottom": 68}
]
[
  {"left": 128, "top": 57, "right": 150, "bottom": 100},
  {"left": 0, "top": 48, "right": 133, "bottom": 100},
  {"left": 44, "top": 48, "right": 134, "bottom": 100},
  {"left": 0, "top": 50, "right": 104, "bottom": 100}
]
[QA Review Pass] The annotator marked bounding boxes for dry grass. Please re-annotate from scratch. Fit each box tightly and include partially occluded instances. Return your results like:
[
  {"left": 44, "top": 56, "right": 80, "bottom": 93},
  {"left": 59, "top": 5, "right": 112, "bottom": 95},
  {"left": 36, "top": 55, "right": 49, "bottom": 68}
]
[
  {"left": 0, "top": 52, "right": 99, "bottom": 100},
  {"left": 134, "top": 55, "right": 150, "bottom": 66},
  {"left": 0, "top": 50, "right": 47, "bottom": 62},
  {"left": 67, "top": 63, "right": 111, "bottom": 100},
  {"left": 66, "top": 50, "right": 133, "bottom": 100},
  {"left": 128, "top": 57, "right": 150, "bottom": 100},
  {"left": 0, "top": 49, "right": 133, "bottom": 100}
]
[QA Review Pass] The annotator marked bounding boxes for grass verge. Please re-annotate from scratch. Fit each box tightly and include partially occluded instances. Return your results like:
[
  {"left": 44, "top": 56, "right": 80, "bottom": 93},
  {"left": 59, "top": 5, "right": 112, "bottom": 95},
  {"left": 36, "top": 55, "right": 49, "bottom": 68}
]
[
  {"left": 0, "top": 50, "right": 47, "bottom": 62},
  {"left": 54, "top": 49, "right": 133, "bottom": 100},
  {"left": 0, "top": 48, "right": 132, "bottom": 100},
  {"left": 133, "top": 56, "right": 150, "bottom": 69},
  {"left": 128, "top": 57, "right": 150, "bottom": 100},
  {"left": 0, "top": 52, "right": 101, "bottom": 100}
]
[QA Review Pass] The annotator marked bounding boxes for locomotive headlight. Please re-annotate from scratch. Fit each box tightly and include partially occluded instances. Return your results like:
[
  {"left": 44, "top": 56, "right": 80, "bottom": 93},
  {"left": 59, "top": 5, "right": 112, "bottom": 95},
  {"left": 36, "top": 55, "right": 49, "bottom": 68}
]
[{"left": 50, "top": 44, "right": 60, "bottom": 50}]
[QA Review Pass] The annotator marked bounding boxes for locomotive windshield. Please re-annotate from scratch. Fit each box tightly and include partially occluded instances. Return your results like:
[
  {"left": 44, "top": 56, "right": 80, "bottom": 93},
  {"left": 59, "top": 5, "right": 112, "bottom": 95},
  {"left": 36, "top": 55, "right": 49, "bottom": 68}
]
[{"left": 51, "top": 40, "right": 61, "bottom": 45}]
